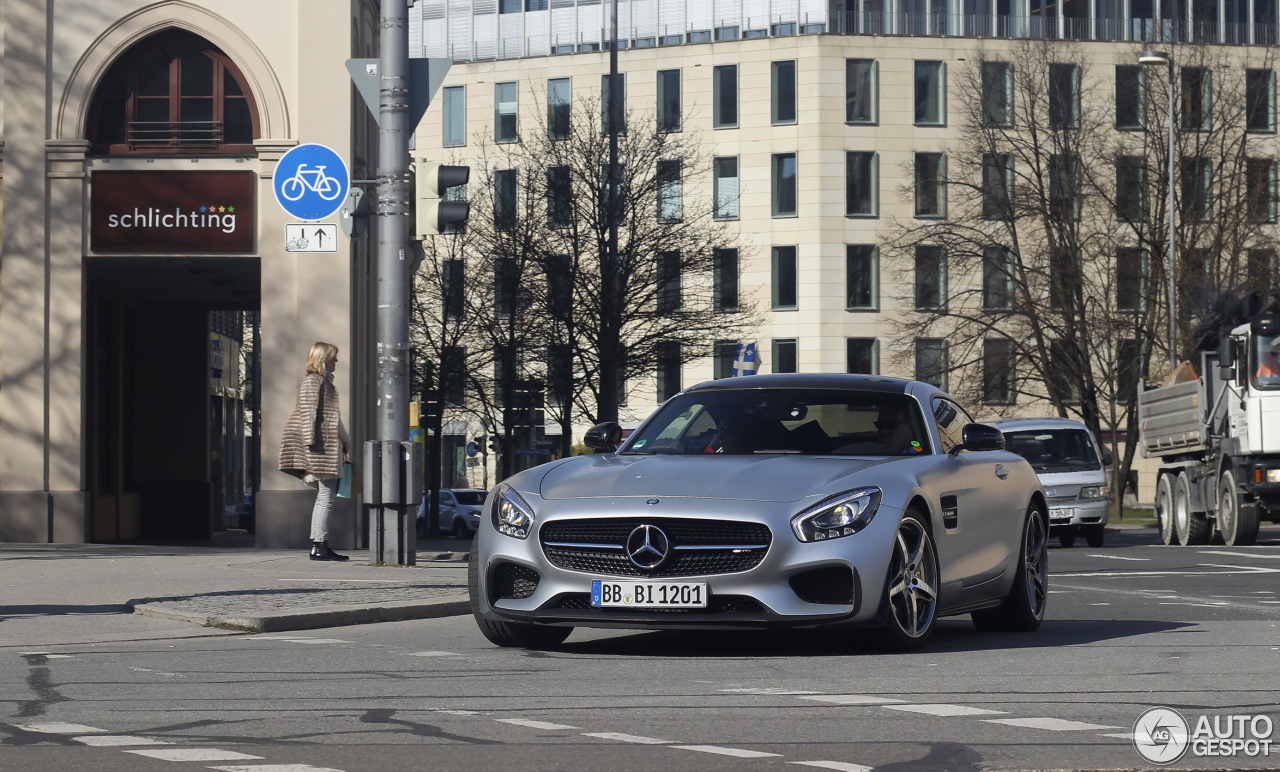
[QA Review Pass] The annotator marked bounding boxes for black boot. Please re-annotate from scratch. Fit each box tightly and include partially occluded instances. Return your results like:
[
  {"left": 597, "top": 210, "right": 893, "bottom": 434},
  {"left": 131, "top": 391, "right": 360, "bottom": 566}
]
[{"left": 311, "top": 541, "right": 349, "bottom": 562}]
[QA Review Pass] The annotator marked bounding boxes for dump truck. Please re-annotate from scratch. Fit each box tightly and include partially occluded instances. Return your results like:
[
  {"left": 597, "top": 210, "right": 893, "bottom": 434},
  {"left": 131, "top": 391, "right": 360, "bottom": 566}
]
[{"left": 1137, "top": 309, "right": 1280, "bottom": 545}]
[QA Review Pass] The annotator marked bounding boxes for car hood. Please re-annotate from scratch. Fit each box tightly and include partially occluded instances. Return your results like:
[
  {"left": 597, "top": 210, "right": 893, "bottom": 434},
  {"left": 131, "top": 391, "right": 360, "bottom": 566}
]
[{"left": 536, "top": 453, "right": 899, "bottom": 503}]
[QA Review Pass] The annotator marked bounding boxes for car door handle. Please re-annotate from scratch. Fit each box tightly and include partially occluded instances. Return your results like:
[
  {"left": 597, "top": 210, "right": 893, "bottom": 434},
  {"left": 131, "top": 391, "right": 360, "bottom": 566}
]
[{"left": 994, "top": 465, "right": 1009, "bottom": 480}]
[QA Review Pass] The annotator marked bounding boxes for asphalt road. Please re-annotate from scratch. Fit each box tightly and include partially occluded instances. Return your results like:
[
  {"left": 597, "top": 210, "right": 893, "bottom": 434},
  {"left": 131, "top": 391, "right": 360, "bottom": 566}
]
[{"left": 4, "top": 525, "right": 1280, "bottom": 772}]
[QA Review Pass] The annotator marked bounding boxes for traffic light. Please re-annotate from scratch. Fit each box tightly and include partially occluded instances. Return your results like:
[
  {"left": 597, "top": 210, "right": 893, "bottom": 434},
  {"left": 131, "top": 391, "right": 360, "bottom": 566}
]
[
  {"left": 412, "top": 158, "right": 470, "bottom": 238},
  {"left": 488, "top": 435, "right": 502, "bottom": 454}
]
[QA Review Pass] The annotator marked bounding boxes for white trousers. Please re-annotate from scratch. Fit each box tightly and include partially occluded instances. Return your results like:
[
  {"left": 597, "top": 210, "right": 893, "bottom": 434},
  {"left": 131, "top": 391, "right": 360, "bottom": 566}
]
[{"left": 309, "top": 477, "right": 339, "bottom": 542}]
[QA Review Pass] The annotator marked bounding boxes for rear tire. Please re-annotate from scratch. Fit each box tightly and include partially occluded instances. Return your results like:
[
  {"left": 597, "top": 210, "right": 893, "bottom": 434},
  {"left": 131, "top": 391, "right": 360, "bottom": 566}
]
[
  {"left": 1083, "top": 523, "right": 1105, "bottom": 548},
  {"left": 972, "top": 503, "right": 1048, "bottom": 632},
  {"left": 1217, "top": 470, "right": 1259, "bottom": 547},
  {"left": 1174, "top": 471, "right": 1209, "bottom": 545},
  {"left": 1156, "top": 474, "right": 1176, "bottom": 545},
  {"left": 453, "top": 518, "right": 471, "bottom": 540},
  {"left": 468, "top": 539, "right": 572, "bottom": 649},
  {"left": 874, "top": 510, "right": 939, "bottom": 651}
]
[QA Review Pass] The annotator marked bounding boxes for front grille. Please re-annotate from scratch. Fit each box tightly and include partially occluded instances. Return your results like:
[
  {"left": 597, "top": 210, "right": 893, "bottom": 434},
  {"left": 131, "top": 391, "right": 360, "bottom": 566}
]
[
  {"left": 491, "top": 562, "right": 540, "bottom": 600},
  {"left": 541, "top": 518, "right": 771, "bottom": 577},
  {"left": 547, "top": 593, "right": 763, "bottom": 613}
]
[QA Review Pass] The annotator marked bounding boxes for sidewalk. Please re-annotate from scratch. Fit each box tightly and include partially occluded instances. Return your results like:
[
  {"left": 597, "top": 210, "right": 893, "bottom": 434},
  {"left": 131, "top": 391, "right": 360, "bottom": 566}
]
[{"left": 0, "top": 538, "right": 472, "bottom": 643}]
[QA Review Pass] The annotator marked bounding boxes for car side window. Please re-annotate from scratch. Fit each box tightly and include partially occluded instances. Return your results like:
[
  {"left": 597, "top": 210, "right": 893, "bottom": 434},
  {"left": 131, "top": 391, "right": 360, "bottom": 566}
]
[
  {"left": 932, "top": 396, "right": 972, "bottom": 453},
  {"left": 441, "top": 492, "right": 455, "bottom": 506}
]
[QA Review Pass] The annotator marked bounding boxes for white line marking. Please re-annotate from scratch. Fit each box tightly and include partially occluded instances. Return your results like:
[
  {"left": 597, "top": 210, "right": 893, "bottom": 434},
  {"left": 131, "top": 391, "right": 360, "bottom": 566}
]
[
  {"left": 16, "top": 722, "right": 107, "bottom": 734},
  {"left": 671, "top": 745, "right": 782, "bottom": 758},
  {"left": 721, "top": 688, "right": 819, "bottom": 695},
  {"left": 276, "top": 578, "right": 405, "bottom": 582},
  {"left": 789, "top": 762, "right": 875, "bottom": 772},
  {"left": 496, "top": 719, "right": 579, "bottom": 731},
  {"left": 985, "top": 718, "right": 1122, "bottom": 731},
  {"left": 124, "top": 748, "right": 264, "bottom": 761},
  {"left": 583, "top": 732, "right": 672, "bottom": 744},
  {"left": 1056, "top": 565, "right": 1280, "bottom": 577},
  {"left": 74, "top": 735, "right": 172, "bottom": 747},
  {"left": 1199, "top": 550, "right": 1280, "bottom": 559},
  {"left": 210, "top": 766, "right": 345, "bottom": 772},
  {"left": 884, "top": 704, "right": 1006, "bottom": 717},
  {"left": 798, "top": 695, "right": 906, "bottom": 705},
  {"left": 281, "top": 639, "right": 349, "bottom": 644},
  {"left": 1100, "top": 732, "right": 1136, "bottom": 739},
  {"left": 1086, "top": 554, "right": 1150, "bottom": 561},
  {"left": 405, "top": 651, "right": 461, "bottom": 657}
]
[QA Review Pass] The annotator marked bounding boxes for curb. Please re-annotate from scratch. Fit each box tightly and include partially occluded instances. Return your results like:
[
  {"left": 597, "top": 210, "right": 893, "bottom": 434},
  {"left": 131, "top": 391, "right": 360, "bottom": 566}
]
[{"left": 130, "top": 595, "right": 472, "bottom": 633}]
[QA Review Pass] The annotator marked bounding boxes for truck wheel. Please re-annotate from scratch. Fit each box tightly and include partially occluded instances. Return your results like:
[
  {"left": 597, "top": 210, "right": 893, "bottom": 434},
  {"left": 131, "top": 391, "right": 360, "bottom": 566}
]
[
  {"left": 1083, "top": 523, "right": 1105, "bottom": 548},
  {"left": 1155, "top": 474, "right": 1176, "bottom": 546},
  {"left": 1174, "top": 472, "right": 1209, "bottom": 545},
  {"left": 1218, "top": 470, "right": 1260, "bottom": 547}
]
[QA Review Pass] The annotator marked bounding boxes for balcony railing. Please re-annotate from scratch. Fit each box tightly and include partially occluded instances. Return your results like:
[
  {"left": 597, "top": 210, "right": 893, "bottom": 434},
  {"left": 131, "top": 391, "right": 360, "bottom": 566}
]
[{"left": 127, "top": 121, "right": 224, "bottom": 150}]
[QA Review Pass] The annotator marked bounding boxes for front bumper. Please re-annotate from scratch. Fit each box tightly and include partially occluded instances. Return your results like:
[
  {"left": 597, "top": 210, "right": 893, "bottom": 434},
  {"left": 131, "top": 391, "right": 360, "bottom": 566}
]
[{"left": 1047, "top": 498, "right": 1108, "bottom": 528}]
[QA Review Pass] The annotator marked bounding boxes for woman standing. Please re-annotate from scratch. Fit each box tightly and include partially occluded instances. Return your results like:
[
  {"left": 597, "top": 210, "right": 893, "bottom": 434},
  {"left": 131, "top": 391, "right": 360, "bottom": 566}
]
[{"left": 279, "top": 341, "right": 351, "bottom": 561}]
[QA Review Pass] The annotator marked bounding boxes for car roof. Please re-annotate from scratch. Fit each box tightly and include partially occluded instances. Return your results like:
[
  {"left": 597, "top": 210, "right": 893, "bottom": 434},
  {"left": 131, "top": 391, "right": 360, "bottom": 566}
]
[
  {"left": 683, "top": 373, "right": 918, "bottom": 395},
  {"left": 990, "top": 417, "right": 1092, "bottom": 433}
]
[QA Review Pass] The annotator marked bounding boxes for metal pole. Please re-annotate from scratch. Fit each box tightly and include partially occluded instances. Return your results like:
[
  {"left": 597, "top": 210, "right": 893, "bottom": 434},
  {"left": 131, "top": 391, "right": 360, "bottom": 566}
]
[
  {"left": 370, "top": 0, "right": 413, "bottom": 565},
  {"left": 1164, "top": 61, "right": 1178, "bottom": 371},
  {"left": 601, "top": 0, "right": 621, "bottom": 423}
]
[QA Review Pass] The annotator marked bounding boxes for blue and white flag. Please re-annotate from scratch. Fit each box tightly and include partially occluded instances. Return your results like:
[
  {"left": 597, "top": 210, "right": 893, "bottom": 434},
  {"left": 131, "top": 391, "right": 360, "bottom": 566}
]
[{"left": 731, "top": 342, "right": 759, "bottom": 377}]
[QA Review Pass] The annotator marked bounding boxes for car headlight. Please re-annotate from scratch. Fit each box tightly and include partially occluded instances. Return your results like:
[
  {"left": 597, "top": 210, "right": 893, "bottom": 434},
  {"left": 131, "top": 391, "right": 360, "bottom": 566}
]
[
  {"left": 492, "top": 484, "right": 535, "bottom": 539},
  {"left": 791, "top": 487, "right": 882, "bottom": 543},
  {"left": 1080, "top": 485, "right": 1110, "bottom": 500},
  {"left": 1267, "top": 469, "right": 1280, "bottom": 483}
]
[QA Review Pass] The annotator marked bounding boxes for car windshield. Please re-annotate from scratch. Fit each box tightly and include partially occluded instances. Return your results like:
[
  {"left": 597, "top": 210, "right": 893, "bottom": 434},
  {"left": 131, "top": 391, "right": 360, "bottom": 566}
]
[
  {"left": 453, "top": 491, "right": 487, "bottom": 506},
  {"left": 1002, "top": 429, "right": 1100, "bottom": 472},
  {"left": 1253, "top": 334, "right": 1280, "bottom": 389},
  {"left": 621, "top": 388, "right": 930, "bottom": 456}
]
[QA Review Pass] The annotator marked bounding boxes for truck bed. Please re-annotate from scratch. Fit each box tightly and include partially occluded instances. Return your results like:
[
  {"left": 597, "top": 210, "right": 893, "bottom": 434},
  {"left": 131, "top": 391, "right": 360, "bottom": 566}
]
[{"left": 1137, "top": 379, "right": 1208, "bottom": 457}]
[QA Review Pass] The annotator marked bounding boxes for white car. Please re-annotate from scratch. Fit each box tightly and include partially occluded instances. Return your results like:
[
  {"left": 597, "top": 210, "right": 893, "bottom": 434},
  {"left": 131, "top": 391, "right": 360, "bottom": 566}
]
[{"left": 417, "top": 489, "right": 488, "bottom": 539}]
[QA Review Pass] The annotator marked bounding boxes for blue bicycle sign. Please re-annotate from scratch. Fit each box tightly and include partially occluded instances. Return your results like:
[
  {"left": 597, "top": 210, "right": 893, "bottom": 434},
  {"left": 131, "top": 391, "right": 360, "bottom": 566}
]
[{"left": 273, "top": 143, "right": 349, "bottom": 220}]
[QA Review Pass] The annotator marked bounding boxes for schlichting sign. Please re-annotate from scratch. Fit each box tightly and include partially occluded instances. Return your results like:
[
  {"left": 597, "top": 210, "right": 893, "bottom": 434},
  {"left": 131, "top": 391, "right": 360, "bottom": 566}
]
[{"left": 90, "top": 171, "right": 255, "bottom": 254}]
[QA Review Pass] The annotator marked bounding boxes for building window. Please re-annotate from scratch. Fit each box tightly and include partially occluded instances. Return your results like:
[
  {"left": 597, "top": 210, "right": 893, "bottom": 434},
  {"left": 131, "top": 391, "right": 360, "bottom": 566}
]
[
  {"left": 914, "top": 61, "right": 945, "bottom": 126},
  {"left": 546, "top": 253, "right": 571, "bottom": 321},
  {"left": 714, "top": 248, "right": 739, "bottom": 312},
  {"left": 1247, "top": 69, "right": 1275, "bottom": 133},
  {"left": 602, "top": 73, "right": 626, "bottom": 135},
  {"left": 1050, "top": 154, "right": 1080, "bottom": 220},
  {"left": 658, "top": 250, "right": 681, "bottom": 313},
  {"left": 981, "top": 61, "right": 1013, "bottom": 127},
  {"left": 1048, "top": 63, "right": 1080, "bottom": 129},
  {"left": 846, "top": 59, "right": 877, "bottom": 124},
  {"left": 1117, "top": 339, "right": 1143, "bottom": 400},
  {"left": 499, "top": 0, "right": 521, "bottom": 11},
  {"left": 715, "top": 26, "right": 740, "bottom": 41},
  {"left": 1247, "top": 157, "right": 1276, "bottom": 223},
  {"left": 442, "top": 86, "right": 466, "bottom": 147},
  {"left": 846, "top": 245, "right": 878, "bottom": 311},
  {"left": 548, "top": 77, "right": 571, "bottom": 140},
  {"left": 914, "top": 245, "right": 946, "bottom": 311},
  {"left": 87, "top": 29, "right": 259, "bottom": 154},
  {"left": 772, "top": 246, "right": 798, "bottom": 310},
  {"left": 495, "top": 82, "right": 518, "bottom": 143},
  {"left": 656, "top": 342, "right": 681, "bottom": 402},
  {"left": 494, "top": 169, "right": 517, "bottom": 231},
  {"left": 547, "top": 166, "right": 571, "bottom": 228},
  {"left": 1117, "top": 247, "right": 1147, "bottom": 312},
  {"left": 494, "top": 256, "right": 519, "bottom": 319},
  {"left": 983, "top": 338, "right": 1016, "bottom": 405},
  {"left": 1249, "top": 248, "right": 1280, "bottom": 288},
  {"left": 687, "top": 30, "right": 711, "bottom": 43},
  {"left": 1115, "top": 156, "right": 1147, "bottom": 222},
  {"left": 982, "top": 153, "right": 1013, "bottom": 220},
  {"left": 1050, "top": 247, "right": 1082, "bottom": 311},
  {"left": 982, "top": 245, "right": 1014, "bottom": 310},
  {"left": 657, "top": 69, "right": 681, "bottom": 133},
  {"left": 772, "top": 339, "right": 798, "bottom": 373},
  {"left": 442, "top": 346, "right": 466, "bottom": 406},
  {"left": 443, "top": 258, "right": 464, "bottom": 320},
  {"left": 1050, "top": 339, "right": 1081, "bottom": 404},
  {"left": 915, "top": 338, "right": 948, "bottom": 391},
  {"left": 714, "top": 341, "right": 737, "bottom": 379},
  {"left": 547, "top": 344, "right": 572, "bottom": 407},
  {"left": 1180, "top": 247, "right": 1215, "bottom": 317},
  {"left": 657, "top": 159, "right": 682, "bottom": 223},
  {"left": 1181, "top": 67, "right": 1211, "bottom": 131},
  {"left": 914, "top": 153, "right": 945, "bottom": 217},
  {"left": 1181, "top": 156, "right": 1213, "bottom": 222},
  {"left": 714, "top": 65, "right": 738, "bottom": 128},
  {"left": 846, "top": 338, "right": 879, "bottom": 374},
  {"left": 713, "top": 156, "right": 739, "bottom": 220},
  {"left": 772, "top": 153, "right": 798, "bottom": 217},
  {"left": 846, "top": 151, "right": 878, "bottom": 217},
  {"left": 772, "top": 60, "right": 797, "bottom": 125},
  {"left": 1115, "top": 65, "right": 1144, "bottom": 130}
]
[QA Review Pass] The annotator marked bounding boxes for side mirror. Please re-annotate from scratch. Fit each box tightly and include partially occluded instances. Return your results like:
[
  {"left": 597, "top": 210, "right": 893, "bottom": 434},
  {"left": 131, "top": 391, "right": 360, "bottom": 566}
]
[
  {"left": 952, "top": 423, "right": 1005, "bottom": 454},
  {"left": 584, "top": 422, "right": 623, "bottom": 453},
  {"left": 1219, "top": 335, "right": 1238, "bottom": 381}
]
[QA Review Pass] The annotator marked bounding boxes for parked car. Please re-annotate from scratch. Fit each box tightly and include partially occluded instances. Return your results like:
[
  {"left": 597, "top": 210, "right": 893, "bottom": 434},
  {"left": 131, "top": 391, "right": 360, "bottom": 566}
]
[
  {"left": 992, "top": 418, "right": 1112, "bottom": 548},
  {"left": 469, "top": 373, "right": 1049, "bottom": 651},
  {"left": 418, "top": 489, "right": 488, "bottom": 539}
]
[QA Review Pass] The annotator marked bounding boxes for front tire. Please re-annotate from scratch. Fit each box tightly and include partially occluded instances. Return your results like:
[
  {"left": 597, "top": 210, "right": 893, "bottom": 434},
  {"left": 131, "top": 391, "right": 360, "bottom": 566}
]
[
  {"left": 468, "top": 539, "right": 572, "bottom": 649},
  {"left": 1217, "top": 470, "right": 1259, "bottom": 547},
  {"left": 1156, "top": 474, "right": 1176, "bottom": 545},
  {"left": 972, "top": 503, "right": 1048, "bottom": 632},
  {"left": 1174, "top": 471, "right": 1209, "bottom": 545},
  {"left": 875, "top": 510, "right": 939, "bottom": 651}
]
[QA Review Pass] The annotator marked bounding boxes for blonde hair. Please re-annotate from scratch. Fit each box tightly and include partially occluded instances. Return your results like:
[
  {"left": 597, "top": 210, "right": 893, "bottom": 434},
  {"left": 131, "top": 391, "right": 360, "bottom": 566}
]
[{"left": 305, "top": 341, "right": 339, "bottom": 375}]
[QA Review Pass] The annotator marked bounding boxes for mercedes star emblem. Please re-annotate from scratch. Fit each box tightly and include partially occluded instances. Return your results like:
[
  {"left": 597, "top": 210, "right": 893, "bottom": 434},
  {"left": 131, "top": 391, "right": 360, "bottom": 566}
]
[{"left": 625, "top": 524, "right": 670, "bottom": 569}]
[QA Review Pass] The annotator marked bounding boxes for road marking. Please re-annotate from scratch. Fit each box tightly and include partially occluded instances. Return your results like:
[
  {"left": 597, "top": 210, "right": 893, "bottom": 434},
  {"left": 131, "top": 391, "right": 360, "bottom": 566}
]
[
  {"left": 124, "top": 748, "right": 264, "bottom": 761},
  {"left": 405, "top": 651, "right": 461, "bottom": 657},
  {"left": 798, "top": 694, "right": 905, "bottom": 705},
  {"left": 985, "top": 717, "right": 1121, "bottom": 731},
  {"left": 18, "top": 652, "right": 74, "bottom": 658},
  {"left": 276, "top": 578, "right": 407, "bottom": 582},
  {"left": 671, "top": 745, "right": 781, "bottom": 758},
  {"left": 1056, "top": 565, "right": 1280, "bottom": 577},
  {"left": 281, "top": 638, "right": 350, "bottom": 644},
  {"left": 789, "top": 762, "right": 875, "bottom": 772},
  {"left": 1085, "top": 553, "right": 1149, "bottom": 560},
  {"left": 497, "top": 719, "right": 578, "bottom": 730},
  {"left": 583, "top": 732, "right": 671, "bottom": 744},
  {"left": 1200, "top": 550, "right": 1280, "bottom": 559},
  {"left": 16, "top": 722, "right": 107, "bottom": 734},
  {"left": 74, "top": 735, "right": 172, "bottom": 747},
  {"left": 1101, "top": 732, "right": 1136, "bottom": 739},
  {"left": 883, "top": 704, "right": 1006, "bottom": 717},
  {"left": 722, "top": 688, "right": 819, "bottom": 695},
  {"left": 211, "top": 766, "right": 345, "bottom": 772}
]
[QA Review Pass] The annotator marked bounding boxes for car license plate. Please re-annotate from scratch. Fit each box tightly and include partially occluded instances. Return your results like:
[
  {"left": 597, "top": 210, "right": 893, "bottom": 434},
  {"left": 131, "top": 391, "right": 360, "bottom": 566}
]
[
  {"left": 591, "top": 580, "right": 707, "bottom": 608},
  {"left": 1049, "top": 507, "right": 1074, "bottom": 522}
]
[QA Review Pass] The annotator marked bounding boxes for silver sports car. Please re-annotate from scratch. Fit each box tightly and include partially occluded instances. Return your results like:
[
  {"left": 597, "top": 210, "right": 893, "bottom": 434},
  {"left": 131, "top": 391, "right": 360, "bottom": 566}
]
[{"left": 469, "top": 373, "right": 1048, "bottom": 651}]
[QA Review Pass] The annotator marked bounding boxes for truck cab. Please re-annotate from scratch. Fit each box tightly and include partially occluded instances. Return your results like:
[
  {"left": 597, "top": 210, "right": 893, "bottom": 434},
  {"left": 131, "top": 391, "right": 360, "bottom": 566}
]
[{"left": 992, "top": 418, "right": 1112, "bottom": 548}]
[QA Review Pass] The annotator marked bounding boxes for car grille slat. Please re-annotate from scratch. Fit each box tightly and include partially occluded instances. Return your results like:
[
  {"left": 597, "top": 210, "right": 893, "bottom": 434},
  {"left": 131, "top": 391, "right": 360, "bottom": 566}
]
[{"left": 540, "top": 518, "right": 771, "bottom": 577}]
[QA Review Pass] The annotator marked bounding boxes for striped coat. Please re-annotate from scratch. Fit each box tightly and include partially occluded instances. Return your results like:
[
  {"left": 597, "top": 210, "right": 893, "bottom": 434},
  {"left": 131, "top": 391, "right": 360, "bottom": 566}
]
[{"left": 279, "top": 371, "right": 345, "bottom": 480}]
